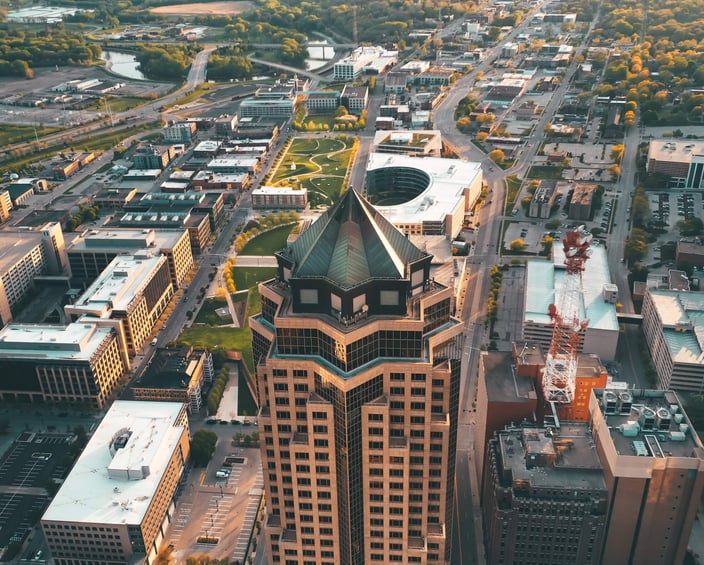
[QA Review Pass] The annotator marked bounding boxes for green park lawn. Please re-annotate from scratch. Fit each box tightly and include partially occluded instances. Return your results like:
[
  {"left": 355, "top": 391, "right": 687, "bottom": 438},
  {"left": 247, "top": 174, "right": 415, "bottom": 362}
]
[
  {"left": 194, "top": 297, "right": 232, "bottom": 326},
  {"left": 0, "top": 124, "right": 62, "bottom": 146},
  {"left": 269, "top": 136, "right": 355, "bottom": 207},
  {"left": 239, "top": 224, "right": 294, "bottom": 256}
]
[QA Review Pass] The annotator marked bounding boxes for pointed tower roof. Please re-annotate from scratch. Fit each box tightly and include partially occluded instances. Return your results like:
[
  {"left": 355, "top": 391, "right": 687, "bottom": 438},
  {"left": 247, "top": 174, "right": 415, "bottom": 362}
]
[{"left": 280, "top": 189, "right": 428, "bottom": 290}]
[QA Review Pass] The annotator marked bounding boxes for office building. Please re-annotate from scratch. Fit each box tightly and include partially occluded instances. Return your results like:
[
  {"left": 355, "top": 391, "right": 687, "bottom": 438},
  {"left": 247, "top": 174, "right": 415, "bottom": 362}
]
[
  {"left": 132, "top": 144, "right": 176, "bottom": 170},
  {"left": 0, "top": 222, "right": 68, "bottom": 326},
  {"left": 340, "top": 85, "right": 368, "bottom": 115},
  {"left": 0, "top": 321, "right": 127, "bottom": 408},
  {"left": 41, "top": 401, "right": 190, "bottom": 565},
  {"left": 131, "top": 346, "right": 214, "bottom": 412},
  {"left": 334, "top": 46, "right": 397, "bottom": 80},
  {"left": 251, "top": 189, "right": 464, "bottom": 565},
  {"left": 482, "top": 424, "right": 608, "bottom": 565},
  {"left": 568, "top": 183, "right": 596, "bottom": 221},
  {"left": 528, "top": 180, "right": 557, "bottom": 218},
  {"left": 0, "top": 189, "right": 12, "bottom": 223},
  {"left": 116, "top": 211, "right": 211, "bottom": 255},
  {"left": 372, "top": 130, "right": 442, "bottom": 158},
  {"left": 365, "top": 153, "right": 482, "bottom": 239},
  {"left": 642, "top": 288, "right": 704, "bottom": 392},
  {"left": 646, "top": 140, "right": 704, "bottom": 188},
  {"left": 65, "top": 254, "right": 173, "bottom": 356},
  {"left": 163, "top": 122, "right": 197, "bottom": 144},
  {"left": 252, "top": 186, "right": 308, "bottom": 210},
  {"left": 590, "top": 387, "right": 704, "bottom": 564},
  {"left": 523, "top": 245, "right": 619, "bottom": 361},
  {"left": 67, "top": 227, "right": 193, "bottom": 290}
]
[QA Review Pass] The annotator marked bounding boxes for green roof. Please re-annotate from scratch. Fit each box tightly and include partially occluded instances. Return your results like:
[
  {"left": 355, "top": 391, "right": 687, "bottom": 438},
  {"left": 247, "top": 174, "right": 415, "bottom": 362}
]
[{"left": 284, "top": 189, "right": 428, "bottom": 289}]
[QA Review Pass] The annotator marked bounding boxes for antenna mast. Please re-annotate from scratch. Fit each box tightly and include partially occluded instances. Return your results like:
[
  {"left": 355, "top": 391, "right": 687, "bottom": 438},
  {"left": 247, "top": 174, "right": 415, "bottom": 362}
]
[{"left": 542, "top": 227, "right": 592, "bottom": 404}]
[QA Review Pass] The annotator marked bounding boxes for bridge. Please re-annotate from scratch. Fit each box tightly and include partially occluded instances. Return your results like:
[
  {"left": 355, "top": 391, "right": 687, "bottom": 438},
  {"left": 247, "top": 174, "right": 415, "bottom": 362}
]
[{"left": 617, "top": 313, "right": 643, "bottom": 325}]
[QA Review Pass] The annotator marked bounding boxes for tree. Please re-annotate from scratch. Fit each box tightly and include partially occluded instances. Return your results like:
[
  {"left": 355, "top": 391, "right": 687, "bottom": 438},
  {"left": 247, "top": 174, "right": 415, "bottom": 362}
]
[
  {"left": 488, "top": 149, "right": 505, "bottom": 164},
  {"left": 624, "top": 110, "right": 636, "bottom": 126},
  {"left": 607, "top": 163, "right": 621, "bottom": 179},
  {"left": 335, "top": 105, "right": 349, "bottom": 117},
  {"left": 190, "top": 430, "right": 218, "bottom": 467},
  {"left": 676, "top": 217, "right": 703, "bottom": 236},
  {"left": 610, "top": 144, "right": 625, "bottom": 162},
  {"left": 510, "top": 239, "right": 526, "bottom": 251}
]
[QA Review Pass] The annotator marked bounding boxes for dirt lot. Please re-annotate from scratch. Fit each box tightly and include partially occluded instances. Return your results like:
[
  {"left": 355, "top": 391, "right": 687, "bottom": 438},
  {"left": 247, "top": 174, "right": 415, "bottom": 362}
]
[{"left": 149, "top": 1, "right": 254, "bottom": 15}]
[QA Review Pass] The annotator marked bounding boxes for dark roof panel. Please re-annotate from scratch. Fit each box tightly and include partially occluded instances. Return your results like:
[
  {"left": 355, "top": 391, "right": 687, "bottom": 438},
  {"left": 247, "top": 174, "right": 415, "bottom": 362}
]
[{"left": 284, "top": 189, "right": 428, "bottom": 289}]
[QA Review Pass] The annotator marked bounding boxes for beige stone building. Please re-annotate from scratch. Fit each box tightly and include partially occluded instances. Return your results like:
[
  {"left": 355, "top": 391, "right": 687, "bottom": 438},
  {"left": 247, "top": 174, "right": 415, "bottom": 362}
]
[{"left": 251, "top": 190, "right": 464, "bottom": 565}]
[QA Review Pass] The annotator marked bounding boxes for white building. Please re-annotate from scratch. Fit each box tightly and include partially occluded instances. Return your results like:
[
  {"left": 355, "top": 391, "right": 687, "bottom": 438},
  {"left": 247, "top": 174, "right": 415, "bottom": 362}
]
[
  {"left": 252, "top": 186, "right": 308, "bottom": 209},
  {"left": 41, "top": 401, "right": 190, "bottom": 565},
  {"left": 334, "top": 46, "right": 397, "bottom": 80},
  {"left": 523, "top": 245, "right": 619, "bottom": 361},
  {"left": 365, "top": 153, "right": 482, "bottom": 238},
  {"left": 642, "top": 288, "right": 704, "bottom": 392}
]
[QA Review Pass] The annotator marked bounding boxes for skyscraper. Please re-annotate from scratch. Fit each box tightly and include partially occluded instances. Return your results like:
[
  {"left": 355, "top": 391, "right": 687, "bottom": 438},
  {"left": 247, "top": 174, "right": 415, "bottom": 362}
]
[{"left": 251, "top": 189, "right": 464, "bottom": 565}]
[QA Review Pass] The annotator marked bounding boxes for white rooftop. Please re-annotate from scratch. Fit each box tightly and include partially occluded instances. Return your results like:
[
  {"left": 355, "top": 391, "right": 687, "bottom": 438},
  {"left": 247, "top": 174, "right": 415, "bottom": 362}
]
[
  {"left": 193, "top": 140, "right": 222, "bottom": 152},
  {"left": 0, "top": 322, "right": 114, "bottom": 360},
  {"left": 207, "top": 157, "right": 258, "bottom": 168},
  {"left": 366, "top": 153, "right": 481, "bottom": 225},
  {"left": 647, "top": 289, "right": 704, "bottom": 364},
  {"left": 648, "top": 139, "right": 704, "bottom": 164},
  {"left": 71, "top": 254, "right": 166, "bottom": 315},
  {"left": 68, "top": 228, "right": 186, "bottom": 253},
  {"left": 42, "top": 401, "right": 187, "bottom": 525},
  {"left": 524, "top": 244, "right": 619, "bottom": 332}
]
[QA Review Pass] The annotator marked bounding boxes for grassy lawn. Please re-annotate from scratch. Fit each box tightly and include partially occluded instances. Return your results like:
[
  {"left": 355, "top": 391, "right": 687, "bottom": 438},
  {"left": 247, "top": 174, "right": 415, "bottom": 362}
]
[
  {"left": 0, "top": 124, "right": 62, "bottom": 146},
  {"left": 194, "top": 297, "right": 232, "bottom": 325},
  {"left": 232, "top": 267, "right": 277, "bottom": 291},
  {"left": 527, "top": 165, "right": 565, "bottom": 179},
  {"left": 178, "top": 326, "right": 254, "bottom": 373},
  {"left": 83, "top": 96, "right": 150, "bottom": 113},
  {"left": 239, "top": 224, "right": 295, "bottom": 256},
  {"left": 238, "top": 371, "right": 258, "bottom": 418},
  {"left": 269, "top": 136, "right": 355, "bottom": 207},
  {"left": 505, "top": 175, "right": 523, "bottom": 214}
]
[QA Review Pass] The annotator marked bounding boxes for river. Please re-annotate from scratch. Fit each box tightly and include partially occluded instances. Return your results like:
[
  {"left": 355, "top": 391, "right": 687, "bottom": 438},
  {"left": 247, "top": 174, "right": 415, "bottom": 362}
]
[{"left": 101, "top": 50, "right": 147, "bottom": 80}]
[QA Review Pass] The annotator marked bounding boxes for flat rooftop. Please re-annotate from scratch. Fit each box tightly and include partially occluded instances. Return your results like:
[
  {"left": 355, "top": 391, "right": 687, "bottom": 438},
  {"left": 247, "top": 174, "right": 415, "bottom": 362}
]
[
  {"left": 366, "top": 152, "right": 482, "bottom": 226},
  {"left": 42, "top": 401, "right": 187, "bottom": 525},
  {"left": 482, "top": 351, "right": 537, "bottom": 403},
  {"left": 71, "top": 254, "right": 165, "bottom": 314},
  {"left": 67, "top": 228, "right": 186, "bottom": 253},
  {"left": 594, "top": 388, "right": 703, "bottom": 459},
  {"left": 0, "top": 233, "right": 42, "bottom": 273},
  {"left": 646, "top": 289, "right": 704, "bottom": 364},
  {"left": 648, "top": 139, "right": 704, "bottom": 164},
  {"left": 134, "top": 347, "right": 201, "bottom": 390},
  {"left": 524, "top": 244, "right": 619, "bottom": 332},
  {"left": 497, "top": 424, "right": 605, "bottom": 489},
  {"left": 0, "top": 322, "right": 113, "bottom": 360}
]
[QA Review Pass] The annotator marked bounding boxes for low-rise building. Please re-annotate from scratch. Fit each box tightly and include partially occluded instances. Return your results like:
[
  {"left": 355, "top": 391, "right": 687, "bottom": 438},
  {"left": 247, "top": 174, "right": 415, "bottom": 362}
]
[
  {"left": 372, "top": 130, "right": 442, "bottom": 157},
  {"left": 65, "top": 254, "right": 173, "bottom": 356},
  {"left": 163, "top": 122, "right": 197, "bottom": 144},
  {"left": 523, "top": 245, "right": 619, "bottom": 361},
  {"left": 116, "top": 211, "right": 211, "bottom": 255},
  {"left": 132, "top": 144, "right": 176, "bottom": 170},
  {"left": 66, "top": 227, "right": 193, "bottom": 289},
  {"left": 568, "top": 182, "right": 597, "bottom": 221},
  {"left": 340, "top": 84, "right": 368, "bottom": 115},
  {"left": 131, "top": 347, "right": 213, "bottom": 412},
  {"left": 41, "top": 401, "right": 190, "bottom": 565},
  {"left": 191, "top": 171, "right": 250, "bottom": 191},
  {"left": 647, "top": 139, "right": 704, "bottom": 188},
  {"left": 251, "top": 186, "right": 308, "bottom": 210},
  {"left": 642, "top": 288, "right": 704, "bottom": 392},
  {"left": 214, "top": 114, "right": 238, "bottom": 137},
  {"left": 0, "top": 189, "right": 12, "bottom": 223},
  {"left": 304, "top": 91, "right": 340, "bottom": 114},
  {"left": 0, "top": 321, "right": 128, "bottom": 407},
  {"left": 676, "top": 241, "right": 704, "bottom": 268},
  {"left": 0, "top": 222, "right": 68, "bottom": 326},
  {"left": 528, "top": 180, "right": 557, "bottom": 218}
]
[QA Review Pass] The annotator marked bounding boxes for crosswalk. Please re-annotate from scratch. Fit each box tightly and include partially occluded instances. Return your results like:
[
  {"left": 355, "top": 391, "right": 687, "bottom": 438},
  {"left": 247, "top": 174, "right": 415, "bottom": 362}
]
[{"left": 231, "top": 468, "right": 264, "bottom": 564}]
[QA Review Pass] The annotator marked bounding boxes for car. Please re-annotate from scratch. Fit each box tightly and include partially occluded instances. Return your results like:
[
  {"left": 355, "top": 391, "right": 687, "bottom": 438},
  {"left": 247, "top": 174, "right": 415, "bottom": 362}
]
[
  {"left": 151, "top": 338, "right": 158, "bottom": 346},
  {"left": 230, "top": 419, "right": 242, "bottom": 425},
  {"left": 34, "top": 550, "right": 43, "bottom": 561},
  {"left": 219, "top": 420, "right": 228, "bottom": 425},
  {"left": 206, "top": 419, "right": 217, "bottom": 425},
  {"left": 242, "top": 420, "right": 252, "bottom": 426}
]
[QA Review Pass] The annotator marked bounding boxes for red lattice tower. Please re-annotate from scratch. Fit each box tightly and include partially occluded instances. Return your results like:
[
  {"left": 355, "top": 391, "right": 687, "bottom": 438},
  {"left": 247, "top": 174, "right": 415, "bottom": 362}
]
[{"left": 542, "top": 227, "right": 591, "bottom": 404}]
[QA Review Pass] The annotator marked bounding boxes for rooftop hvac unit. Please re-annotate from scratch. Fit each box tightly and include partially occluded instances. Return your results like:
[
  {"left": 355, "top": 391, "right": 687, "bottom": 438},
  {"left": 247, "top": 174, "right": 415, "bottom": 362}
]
[
  {"left": 603, "top": 390, "right": 618, "bottom": 414},
  {"left": 619, "top": 391, "right": 633, "bottom": 415},
  {"left": 656, "top": 407, "right": 671, "bottom": 431},
  {"left": 620, "top": 421, "right": 640, "bottom": 437},
  {"left": 670, "top": 404, "right": 680, "bottom": 414},
  {"left": 680, "top": 423, "right": 689, "bottom": 434},
  {"left": 639, "top": 407, "right": 656, "bottom": 431},
  {"left": 669, "top": 431, "right": 686, "bottom": 441},
  {"left": 674, "top": 413, "right": 684, "bottom": 424}
]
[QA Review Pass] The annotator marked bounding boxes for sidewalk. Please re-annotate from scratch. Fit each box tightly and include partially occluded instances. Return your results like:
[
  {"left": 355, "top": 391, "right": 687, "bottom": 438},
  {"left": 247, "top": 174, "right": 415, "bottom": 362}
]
[{"left": 215, "top": 364, "right": 240, "bottom": 421}]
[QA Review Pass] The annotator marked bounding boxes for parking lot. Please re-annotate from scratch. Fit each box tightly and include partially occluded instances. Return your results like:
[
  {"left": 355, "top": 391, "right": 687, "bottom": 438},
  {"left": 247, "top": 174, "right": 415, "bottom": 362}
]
[{"left": 0, "top": 432, "right": 74, "bottom": 548}]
